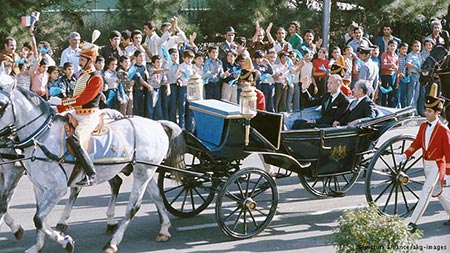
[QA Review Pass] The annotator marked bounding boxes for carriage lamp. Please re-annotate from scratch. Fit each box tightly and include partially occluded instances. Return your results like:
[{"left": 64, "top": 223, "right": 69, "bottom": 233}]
[
  {"left": 240, "top": 81, "right": 257, "bottom": 146},
  {"left": 187, "top": 72, "right": 204, "bottom": 101}
]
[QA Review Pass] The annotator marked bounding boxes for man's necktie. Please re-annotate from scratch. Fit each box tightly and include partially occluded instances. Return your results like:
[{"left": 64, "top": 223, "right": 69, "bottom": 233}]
[{"left": 426, "top": 122, "right": 432, "bottom": 127}]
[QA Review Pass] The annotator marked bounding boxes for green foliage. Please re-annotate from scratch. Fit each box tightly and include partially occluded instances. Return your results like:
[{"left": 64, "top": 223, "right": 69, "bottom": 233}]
[
  {"left": 115, "top": 0, "right": 184, "bottom": 32},
  {"left": 333, "top": 203, "right": 422, "bottom": 253}
]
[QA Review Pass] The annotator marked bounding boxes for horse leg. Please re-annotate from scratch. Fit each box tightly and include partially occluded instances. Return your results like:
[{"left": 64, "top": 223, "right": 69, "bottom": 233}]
[
  {"left": 0, "top": 166, "right": 24, "bottom": 240},
  {"left": 106, "top": 175, "right": 123, "bottom": 233},
  {"left": 103, "top": 168, "right": 153, "bottom": 253},
  {"left": 56, "top": 186, "right": 82, "bottom": 233},
  {"left": 26, "top": 187, "right": 74, "bottom": 253},
  {"left": 3, "top": 212, "right": 24, "bottom": 240},
  {"left": 145, "top": 178, "right": 171, "bottom": 242}
]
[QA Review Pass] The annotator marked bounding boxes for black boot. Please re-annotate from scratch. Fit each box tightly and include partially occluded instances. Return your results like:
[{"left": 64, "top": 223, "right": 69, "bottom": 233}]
[{"left": 67, "top": 135, "right": 97, "bottom": 186}]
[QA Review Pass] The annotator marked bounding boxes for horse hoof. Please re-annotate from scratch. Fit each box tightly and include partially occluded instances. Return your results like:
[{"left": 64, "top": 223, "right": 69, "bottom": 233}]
[
  {"left": 105, "top": 224, "right": 118, "bottom": 234},
  {"left": 14, "top": 225, "right": 24, "bottom": 240},
  {"left": 155, "top": 233, "right": 171, "bottom": 242},
  {"left": 56, "top": 223, "right": 68, "bottom": 233},
  {"left": 102, "top": 242, "right": 118, "bottom": 253},
  {"left": 64, "top": 240, "right": 75, "bottom": 253}
]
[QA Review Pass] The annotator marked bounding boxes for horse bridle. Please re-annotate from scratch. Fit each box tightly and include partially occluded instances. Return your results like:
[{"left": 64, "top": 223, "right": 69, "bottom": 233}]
[
  {"left": 0, "top": 89, "right": 55, "bottom": 149},
  {"left": 426, "top": 47, "right": 450, "bottom": 76}
]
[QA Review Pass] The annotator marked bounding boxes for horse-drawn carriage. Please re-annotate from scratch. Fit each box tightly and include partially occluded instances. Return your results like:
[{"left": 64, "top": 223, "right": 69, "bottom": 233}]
[
  {"left": 158, "top": 99, "right": 426, "bottom": 239},
  {"left": 0, "top": 83, "right": 429, "bottom": 252}
]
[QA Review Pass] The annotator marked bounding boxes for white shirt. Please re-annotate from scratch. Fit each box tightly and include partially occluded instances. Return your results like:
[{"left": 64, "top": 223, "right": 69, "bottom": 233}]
[
  {"left": 144, "top": 31, "right": 171, "bottom": 61},
  {"left": 60, "top": 46, "right": 81, "bottom": 72},
  {"left": 349, "top": 95, "right": 367, "bottom": 110},
  {"left": 300, "top": 61, "right": 313, "bottom": 83},
  {"left": 330, "top": 91, "right": 340, "bottom": 103},
  {"left": 425, "top": 119, "right": 438, "bottom": 150}
]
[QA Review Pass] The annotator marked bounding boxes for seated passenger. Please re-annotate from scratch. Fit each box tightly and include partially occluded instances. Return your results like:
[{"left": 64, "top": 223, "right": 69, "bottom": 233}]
[
  {"left": 333, "top": 80, "right": 376, "bottom": 127},
  {"left": 292, "top": 74, "right": 349, "bottom": 129}
]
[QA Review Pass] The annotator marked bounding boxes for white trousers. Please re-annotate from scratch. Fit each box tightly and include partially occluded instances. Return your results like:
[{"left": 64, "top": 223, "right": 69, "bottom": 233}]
[
  {"left": 72, "top": 110, "right": 100, "bottom": 150},
  {"left": 410, "top": 160, "right": 450, "bottom": 224}
]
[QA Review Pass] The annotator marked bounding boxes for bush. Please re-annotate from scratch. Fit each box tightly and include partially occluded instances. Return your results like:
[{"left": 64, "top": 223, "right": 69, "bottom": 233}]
[{"left": 333, "top": 203, "right": 422, "bottom": 253}]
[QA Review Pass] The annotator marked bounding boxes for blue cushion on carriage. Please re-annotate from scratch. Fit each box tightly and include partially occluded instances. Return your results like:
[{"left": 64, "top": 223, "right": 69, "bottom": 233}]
[{"left": 190, "top": 100, "right": 243, "bottom": 146}]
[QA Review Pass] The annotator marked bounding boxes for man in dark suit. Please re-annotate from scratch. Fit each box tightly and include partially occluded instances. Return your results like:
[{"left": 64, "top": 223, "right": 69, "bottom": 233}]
[
  {"left": 218, "top": 26, "right": 237, "bottom": 62},
  {"left": 293, "top": 74, "right": 350, "bottom": 129},
  {"left": 334, "top": 80, "right": 376, "bottom": 126}
]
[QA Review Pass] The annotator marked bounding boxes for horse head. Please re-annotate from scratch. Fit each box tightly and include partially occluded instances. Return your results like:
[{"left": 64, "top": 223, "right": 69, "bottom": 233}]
[{"left": 420, "top": 45, "right": 449, "bottom": 86}]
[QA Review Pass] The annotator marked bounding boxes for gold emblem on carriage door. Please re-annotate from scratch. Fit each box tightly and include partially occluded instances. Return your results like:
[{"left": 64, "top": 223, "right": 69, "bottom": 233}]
[{"left": 330, "top": 145, "right": 347, "bottom": 161}]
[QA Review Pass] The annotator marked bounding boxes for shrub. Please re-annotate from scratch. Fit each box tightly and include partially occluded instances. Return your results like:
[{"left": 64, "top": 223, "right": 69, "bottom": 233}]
[{"left": 333, "top": 203, "right": 422, "bottom": 253}]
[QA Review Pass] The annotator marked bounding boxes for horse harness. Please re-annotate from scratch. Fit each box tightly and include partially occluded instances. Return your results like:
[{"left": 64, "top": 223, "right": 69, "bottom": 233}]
[{"left": 0, "top": 88, "right": 140, "bottom": 185}]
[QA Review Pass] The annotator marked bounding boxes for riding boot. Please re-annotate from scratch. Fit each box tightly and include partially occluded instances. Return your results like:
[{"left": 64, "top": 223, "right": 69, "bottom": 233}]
[{"left": 66, "top": 135, "right": 97, "bottom": 186}]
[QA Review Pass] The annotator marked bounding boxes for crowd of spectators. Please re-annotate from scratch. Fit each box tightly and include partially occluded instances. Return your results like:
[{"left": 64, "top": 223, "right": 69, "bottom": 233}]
[{"left": 1, "top": 16, "right": 449, "bottom": 130}]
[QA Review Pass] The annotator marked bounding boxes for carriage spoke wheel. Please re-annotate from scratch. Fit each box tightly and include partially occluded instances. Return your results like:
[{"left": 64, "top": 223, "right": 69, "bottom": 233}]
[
  {"left": 158, "top": 150, "right": 216, "bottom": 217},
  {"left": 215, "top": 167, "right": 278, "bottom": 239},
  {"left": 298, "top": 167, "right": 360, "bottom": 198},
  {"left": 366, "top": 134, "right": 423, "bottom": 217}
]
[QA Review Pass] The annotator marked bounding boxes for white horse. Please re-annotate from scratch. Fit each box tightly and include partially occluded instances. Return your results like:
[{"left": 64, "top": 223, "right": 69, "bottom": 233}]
[
  {"left": 0, "top": 110, "right": 167, "bottom": 239},
  {"left": 0, "top": 86, "right": 185, "bottom": 253}
]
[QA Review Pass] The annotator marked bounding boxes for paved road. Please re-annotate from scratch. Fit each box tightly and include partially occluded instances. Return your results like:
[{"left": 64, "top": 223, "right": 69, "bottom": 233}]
[{"left": 1, "top": 126, "right": 450, "bottom": 253}]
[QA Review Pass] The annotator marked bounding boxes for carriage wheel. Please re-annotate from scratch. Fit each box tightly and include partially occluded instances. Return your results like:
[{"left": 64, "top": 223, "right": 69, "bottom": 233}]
[
  {"left": 215, "top": 167, "right": 278, "bottom": 239},
  {"left": 298, "top": 168, "right": 360, "bottom": 198},
  {"left": 158, "top": 150, "right": 216, "bottom": 217},
  {"left": 365, "top": 134, "right": 423, "bottom": 217}
]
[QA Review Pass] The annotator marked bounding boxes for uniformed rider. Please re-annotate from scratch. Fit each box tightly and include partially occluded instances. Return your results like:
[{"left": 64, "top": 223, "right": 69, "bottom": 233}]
[{"left": 50, "top": 41, "right": 103, "bottom": 186}]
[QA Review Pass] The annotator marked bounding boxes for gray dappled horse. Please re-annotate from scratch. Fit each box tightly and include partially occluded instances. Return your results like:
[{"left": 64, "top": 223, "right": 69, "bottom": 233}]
[
  {"left": 0, "top": 108, "right": 162, "bottom": 238},
  {"left": 0, "top": 86, "right": 185, "bottom": 253}
]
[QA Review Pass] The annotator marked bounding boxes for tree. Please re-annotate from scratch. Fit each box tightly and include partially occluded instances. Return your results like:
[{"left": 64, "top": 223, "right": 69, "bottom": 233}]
[{"left": 115, "top": 0, "right": 185, "bottom": 32}]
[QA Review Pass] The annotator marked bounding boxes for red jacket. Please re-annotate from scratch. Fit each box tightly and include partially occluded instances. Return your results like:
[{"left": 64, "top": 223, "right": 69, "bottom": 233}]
[
  {"left": 255, "top": 88, "right": 266, "bottom": 111},
  {"left": 58, "top": 74, "right": 103, "bottom": 113},
  {"left": 405, "top": 121, "right": 450, "bottom": 196}
]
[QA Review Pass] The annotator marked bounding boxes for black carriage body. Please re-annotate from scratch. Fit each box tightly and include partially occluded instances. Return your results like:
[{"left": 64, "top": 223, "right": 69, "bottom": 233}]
[
  {"left": 160, "top": 99, "right": 423, "bottom": 238},
  {"left": 188, "top": 100, "right": 417, "bottom": 178},
  {"left": 279, "top": 127, "right": 370, "bottom": 178}
]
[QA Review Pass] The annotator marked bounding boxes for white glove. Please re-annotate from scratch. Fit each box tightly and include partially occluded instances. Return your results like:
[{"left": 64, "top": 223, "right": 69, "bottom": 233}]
[
  {"left": 394, "top": 154, "right": 406, "bottom": 164},
  {"left": 49, "top": 96, "right": 62, "bottom": 105}
]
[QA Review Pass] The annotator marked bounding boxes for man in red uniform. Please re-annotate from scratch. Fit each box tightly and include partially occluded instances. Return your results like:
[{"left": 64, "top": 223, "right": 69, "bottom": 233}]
[
  {"left": 50, "top": 41, "right": 103, "bottom": 186},
  {"left": 396, "top": 83, "right": 450, "bottom": 232}
]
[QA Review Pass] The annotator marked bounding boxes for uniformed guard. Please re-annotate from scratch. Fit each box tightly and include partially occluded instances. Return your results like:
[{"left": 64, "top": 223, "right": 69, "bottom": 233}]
[
  {"left": 50, "top": 33, "right": 103, "bottom": 186},
  {"left": 396, "top": 83, "right": 450, "bottom": 232}
]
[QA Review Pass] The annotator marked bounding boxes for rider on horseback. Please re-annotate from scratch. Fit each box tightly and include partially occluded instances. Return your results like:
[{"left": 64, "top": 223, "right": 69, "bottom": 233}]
[{"left": 50, "top": 40, "right": 103, "bottom": 186}]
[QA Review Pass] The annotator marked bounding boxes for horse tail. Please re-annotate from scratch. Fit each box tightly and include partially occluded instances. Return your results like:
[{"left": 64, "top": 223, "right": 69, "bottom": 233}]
[{"left": 159, "top": 120, "right": 186, "bottom": 178}]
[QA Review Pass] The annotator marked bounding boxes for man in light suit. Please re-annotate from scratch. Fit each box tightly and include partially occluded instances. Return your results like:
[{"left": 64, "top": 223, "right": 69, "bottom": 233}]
[
  {"left": 334, "top": 80, "right": 376, "bottom": 126},
  {"left": 293, "top": 74, "right": 349, "bottom": 129},
  {"left": 218, "top": 26, "right": 237, "bottom": 62}
]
